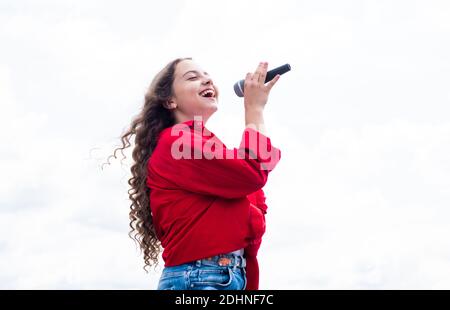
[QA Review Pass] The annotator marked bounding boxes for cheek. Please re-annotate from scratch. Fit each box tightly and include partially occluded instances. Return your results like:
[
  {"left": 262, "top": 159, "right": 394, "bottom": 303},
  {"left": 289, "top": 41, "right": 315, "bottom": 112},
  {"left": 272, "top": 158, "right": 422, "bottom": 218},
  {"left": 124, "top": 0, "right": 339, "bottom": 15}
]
[
  {"left": 177, "top": 87, "right": 204, "bottom": 111},
  {"left": 180, "top": 84, "right": 199, "bottom": 99}
]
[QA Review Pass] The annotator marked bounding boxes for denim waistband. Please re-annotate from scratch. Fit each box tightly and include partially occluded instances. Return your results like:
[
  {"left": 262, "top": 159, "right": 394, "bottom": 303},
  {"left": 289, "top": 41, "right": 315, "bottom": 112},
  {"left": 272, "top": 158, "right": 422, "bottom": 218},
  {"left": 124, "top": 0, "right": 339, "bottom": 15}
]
[
  {"left": 227, "top": 248, "right": 245, "bottom": 256},
  {"left": 195, "top": 249, "right": 246, "bottom": 268}
]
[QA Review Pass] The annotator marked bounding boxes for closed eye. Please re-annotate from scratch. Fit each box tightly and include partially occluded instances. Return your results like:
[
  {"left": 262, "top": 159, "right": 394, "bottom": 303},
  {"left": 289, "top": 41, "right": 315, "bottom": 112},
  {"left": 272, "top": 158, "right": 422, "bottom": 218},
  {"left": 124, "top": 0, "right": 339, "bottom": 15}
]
[{"left": 188, "top": 77, "right": 197, "bottom": 80}]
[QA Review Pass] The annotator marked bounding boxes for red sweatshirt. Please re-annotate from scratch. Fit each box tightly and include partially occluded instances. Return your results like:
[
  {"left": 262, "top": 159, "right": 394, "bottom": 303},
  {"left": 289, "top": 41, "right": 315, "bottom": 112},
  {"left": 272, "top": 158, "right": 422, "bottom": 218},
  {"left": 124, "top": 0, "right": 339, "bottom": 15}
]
[{"left": 146, "top": 119, "right": 281, "bottom": 290}]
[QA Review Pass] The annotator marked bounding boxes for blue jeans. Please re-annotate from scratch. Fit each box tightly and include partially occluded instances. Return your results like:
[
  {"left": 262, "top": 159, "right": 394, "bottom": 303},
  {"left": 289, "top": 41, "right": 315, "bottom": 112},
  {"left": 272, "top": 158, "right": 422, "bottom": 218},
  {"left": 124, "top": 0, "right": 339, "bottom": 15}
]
[{"left": 157, "top": 255, "right": 247, "bottom": 290}]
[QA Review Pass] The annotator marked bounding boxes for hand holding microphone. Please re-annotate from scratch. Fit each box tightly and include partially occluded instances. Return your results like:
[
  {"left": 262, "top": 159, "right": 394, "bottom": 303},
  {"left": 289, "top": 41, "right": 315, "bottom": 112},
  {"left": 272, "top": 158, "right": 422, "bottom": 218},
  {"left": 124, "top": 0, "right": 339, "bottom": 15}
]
[
  {"left": 239, "top": 62, "right": 287, "bottom": 111},
  {"left": 234, "top": 62, "right": 291, "bottom": 100},
  {"left": 240, "top": 62, "right": 290, "bottom": 135}
]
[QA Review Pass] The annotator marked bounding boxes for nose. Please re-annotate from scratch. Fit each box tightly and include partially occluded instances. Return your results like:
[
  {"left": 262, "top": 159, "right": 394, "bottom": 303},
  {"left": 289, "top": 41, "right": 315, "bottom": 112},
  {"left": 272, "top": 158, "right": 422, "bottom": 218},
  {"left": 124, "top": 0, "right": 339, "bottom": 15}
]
[{"left": 202, "top": 76, "right": 213, "bottom": 85}]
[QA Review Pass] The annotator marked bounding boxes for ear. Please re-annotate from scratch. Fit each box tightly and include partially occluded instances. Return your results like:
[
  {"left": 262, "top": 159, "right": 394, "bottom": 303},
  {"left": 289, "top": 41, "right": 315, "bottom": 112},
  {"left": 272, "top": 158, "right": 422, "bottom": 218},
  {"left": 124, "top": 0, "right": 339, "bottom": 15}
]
[{"left": 163, "top": 98, "right": 177, "bottom": 110}]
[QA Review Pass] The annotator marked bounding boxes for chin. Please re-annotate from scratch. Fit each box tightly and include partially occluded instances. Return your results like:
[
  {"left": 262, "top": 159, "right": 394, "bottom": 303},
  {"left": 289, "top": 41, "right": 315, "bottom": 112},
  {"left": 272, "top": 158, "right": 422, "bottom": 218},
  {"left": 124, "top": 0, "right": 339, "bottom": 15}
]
[
  {"left": 200, "top": 99, "right": 218, "bottom": 108},
  {"left": 210, "top": 102, "right": 218, "bottom": 109},
  {"left": 207, "top": 104, "right": 218, "bottom": 115}
]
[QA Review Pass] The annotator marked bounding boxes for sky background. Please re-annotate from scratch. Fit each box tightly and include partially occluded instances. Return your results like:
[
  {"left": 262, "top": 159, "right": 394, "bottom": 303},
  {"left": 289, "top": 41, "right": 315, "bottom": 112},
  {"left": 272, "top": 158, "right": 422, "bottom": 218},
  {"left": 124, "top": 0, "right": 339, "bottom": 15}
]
[{"left": 1, "top": 0, "right": 450, "bottom": 289}]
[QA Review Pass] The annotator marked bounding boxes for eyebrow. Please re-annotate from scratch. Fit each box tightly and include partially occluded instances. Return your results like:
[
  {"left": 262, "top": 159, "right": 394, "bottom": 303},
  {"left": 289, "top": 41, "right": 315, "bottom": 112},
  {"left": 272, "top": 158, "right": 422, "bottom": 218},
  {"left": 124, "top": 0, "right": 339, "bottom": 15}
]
[{"left": 182, "top": 70, "right": 209, "bottom": 77}]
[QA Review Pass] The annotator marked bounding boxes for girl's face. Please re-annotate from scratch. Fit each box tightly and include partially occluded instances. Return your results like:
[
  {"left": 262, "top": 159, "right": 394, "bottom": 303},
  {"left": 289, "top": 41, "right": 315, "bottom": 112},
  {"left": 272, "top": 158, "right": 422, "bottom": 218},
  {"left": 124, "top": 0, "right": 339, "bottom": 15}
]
[{"left": 167, "top": 59, "right": 220, "bottom": 124}]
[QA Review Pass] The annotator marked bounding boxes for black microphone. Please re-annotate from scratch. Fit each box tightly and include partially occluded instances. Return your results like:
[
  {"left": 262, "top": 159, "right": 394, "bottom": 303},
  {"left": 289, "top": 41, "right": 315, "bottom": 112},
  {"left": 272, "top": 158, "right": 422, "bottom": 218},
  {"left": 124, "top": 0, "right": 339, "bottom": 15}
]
[{"left": 233, "top": 63, "right": 291, "bottom": 97}]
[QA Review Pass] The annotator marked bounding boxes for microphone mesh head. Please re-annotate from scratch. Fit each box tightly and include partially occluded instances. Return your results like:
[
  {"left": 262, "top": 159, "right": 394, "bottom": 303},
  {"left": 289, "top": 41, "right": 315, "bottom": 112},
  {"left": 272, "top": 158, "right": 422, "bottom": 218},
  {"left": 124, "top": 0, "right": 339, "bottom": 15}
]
[{"left": 234, "top": 80, "right": 244, "bottom": 97}]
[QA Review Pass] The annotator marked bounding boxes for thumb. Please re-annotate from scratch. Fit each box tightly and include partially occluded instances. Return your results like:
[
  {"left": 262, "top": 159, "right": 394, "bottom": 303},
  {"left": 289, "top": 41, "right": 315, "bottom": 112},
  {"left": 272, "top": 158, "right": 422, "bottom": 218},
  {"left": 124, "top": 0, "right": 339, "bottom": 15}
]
[{"left": 266, "top": 74, "right": 280, "bottom": 91}]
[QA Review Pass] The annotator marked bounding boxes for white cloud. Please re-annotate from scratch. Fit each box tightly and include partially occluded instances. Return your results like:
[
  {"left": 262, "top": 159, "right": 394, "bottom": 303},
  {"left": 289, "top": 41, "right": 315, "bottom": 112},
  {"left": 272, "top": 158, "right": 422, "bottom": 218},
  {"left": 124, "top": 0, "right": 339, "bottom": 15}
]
[
  {"left": 1, "top": 0, "right": 450, "bottom": 289},
  {"left": 259, "top": 118, "right": 450, "bottom": 289}
]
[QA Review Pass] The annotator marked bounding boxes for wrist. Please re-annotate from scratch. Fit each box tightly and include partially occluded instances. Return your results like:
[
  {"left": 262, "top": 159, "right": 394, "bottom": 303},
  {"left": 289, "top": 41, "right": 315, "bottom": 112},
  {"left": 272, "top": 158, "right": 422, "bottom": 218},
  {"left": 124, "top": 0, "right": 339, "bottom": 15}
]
[
  {"left": 244, "top": 104, "right": 264, "bottom": 114},
  {"left": 245, "top": 109, "right": 267, "bottom": 136}
]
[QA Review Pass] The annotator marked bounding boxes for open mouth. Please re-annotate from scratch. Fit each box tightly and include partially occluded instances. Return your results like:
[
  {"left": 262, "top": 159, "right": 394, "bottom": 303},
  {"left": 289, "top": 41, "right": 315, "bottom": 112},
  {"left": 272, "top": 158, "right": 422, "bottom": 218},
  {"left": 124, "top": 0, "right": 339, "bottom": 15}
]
[{"left": 199, "top": 89, "right": 216, "bottom": 100}]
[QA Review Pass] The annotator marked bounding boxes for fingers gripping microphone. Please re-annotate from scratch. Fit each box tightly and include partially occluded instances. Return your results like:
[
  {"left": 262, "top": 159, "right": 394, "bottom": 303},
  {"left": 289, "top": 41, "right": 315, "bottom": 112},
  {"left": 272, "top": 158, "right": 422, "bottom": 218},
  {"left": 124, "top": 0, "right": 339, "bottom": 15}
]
[{"left": 233, "top": 63, "right": 291, "bottom": 97}]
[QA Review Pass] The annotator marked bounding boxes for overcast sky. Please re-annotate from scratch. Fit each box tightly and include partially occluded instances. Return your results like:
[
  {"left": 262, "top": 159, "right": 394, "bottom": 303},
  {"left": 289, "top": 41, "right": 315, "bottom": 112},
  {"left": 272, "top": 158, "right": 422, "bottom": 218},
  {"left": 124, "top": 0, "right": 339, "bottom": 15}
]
[{"left": 1, "top": 0, "right": 450, "bottom": 289}]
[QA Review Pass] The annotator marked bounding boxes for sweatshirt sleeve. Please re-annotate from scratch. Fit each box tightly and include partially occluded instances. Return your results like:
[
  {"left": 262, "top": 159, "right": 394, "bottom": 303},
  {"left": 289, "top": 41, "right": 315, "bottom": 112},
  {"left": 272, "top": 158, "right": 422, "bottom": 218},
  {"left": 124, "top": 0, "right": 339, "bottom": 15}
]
[{"left": 148, "top": 124, "right": 281, "bottom": 199}]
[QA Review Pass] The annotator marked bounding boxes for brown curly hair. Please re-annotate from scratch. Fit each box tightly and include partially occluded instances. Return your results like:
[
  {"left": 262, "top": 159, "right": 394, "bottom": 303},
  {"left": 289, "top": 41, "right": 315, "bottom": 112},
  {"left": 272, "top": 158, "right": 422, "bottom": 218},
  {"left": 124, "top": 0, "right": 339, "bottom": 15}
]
[{"left": 102, "top": 57, "right": 192, "bottom": 272}]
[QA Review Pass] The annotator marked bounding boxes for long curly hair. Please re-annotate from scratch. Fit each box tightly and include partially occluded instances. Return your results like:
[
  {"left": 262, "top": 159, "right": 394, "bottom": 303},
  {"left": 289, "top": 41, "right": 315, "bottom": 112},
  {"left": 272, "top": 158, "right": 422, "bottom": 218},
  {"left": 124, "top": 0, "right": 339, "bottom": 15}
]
[{"left": 102, "top": 57, "right": 192, "bottom": 272}]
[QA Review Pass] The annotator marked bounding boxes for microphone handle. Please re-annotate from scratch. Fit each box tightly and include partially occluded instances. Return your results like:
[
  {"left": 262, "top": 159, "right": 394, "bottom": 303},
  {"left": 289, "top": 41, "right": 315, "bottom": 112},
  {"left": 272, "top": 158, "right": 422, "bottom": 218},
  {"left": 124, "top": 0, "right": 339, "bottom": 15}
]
[{"left": 234, "top": 63, "right": 291, "bottom": 97}]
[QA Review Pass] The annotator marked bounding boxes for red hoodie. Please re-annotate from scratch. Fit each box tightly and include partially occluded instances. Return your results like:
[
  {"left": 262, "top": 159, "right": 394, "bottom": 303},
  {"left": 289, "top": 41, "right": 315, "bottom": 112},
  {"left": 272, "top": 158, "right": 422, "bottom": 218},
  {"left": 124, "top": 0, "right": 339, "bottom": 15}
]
[{"left": 146, "top": 119, "right": 281, "bottom": 290}]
